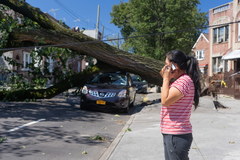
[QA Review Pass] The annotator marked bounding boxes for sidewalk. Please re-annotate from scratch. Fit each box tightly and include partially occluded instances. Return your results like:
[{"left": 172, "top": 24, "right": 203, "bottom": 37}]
[{"left": 101, "top": 91, "right": 240, "bottom": 160}]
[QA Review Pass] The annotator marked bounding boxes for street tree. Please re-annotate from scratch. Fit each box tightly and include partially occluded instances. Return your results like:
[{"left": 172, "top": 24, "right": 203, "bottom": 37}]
[{"left": 111, "top": 0, "right": 208, "bottom": 59}]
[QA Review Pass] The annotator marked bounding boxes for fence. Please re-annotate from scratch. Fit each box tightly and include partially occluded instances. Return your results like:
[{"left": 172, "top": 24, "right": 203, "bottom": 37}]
[{"left": 209, "top": 71, "right": 240, "bottom": 99}]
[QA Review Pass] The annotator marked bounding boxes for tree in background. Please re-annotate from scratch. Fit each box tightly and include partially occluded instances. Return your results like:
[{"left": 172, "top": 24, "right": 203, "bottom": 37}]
[
  {"left": 111, "top": 0, "right": 208, "bottom": 60},
  {"left": 0, "top": 4, "right": 85, "bottom": 91}
]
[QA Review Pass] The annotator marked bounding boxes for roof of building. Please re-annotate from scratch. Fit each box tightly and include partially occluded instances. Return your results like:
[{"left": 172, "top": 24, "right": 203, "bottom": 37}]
[
  {"left": 192, "top": 33, "right": 209, "bottom": 49},
  {"left": 203, "top": 33, "right": 209, "bottom": 40},
  {"left": 210, "top": 1, "right": 232, "bottom": 11}
]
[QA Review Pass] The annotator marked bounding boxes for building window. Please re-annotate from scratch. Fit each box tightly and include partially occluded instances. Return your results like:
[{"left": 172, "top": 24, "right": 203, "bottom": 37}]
[
  {"left": 213, "top": 25, "right": 229, "bottom": 43},
  {"left": 213, "top": 4, "right": 229, "bottom": 14},
  {"left": 224, "top": 60, "right": 228, "bottom": 72},
  {"left": 199, "top": 68, "right": 205, "bottom": 74},
  {"left": 212, "top": 57, "right": 223, "bottom": 73},
  {"left": 23, "top": 52, "right": 32, "bottom": 70},
  {"left": 196, "top": 50, "right": 204, "bottom": 60}
]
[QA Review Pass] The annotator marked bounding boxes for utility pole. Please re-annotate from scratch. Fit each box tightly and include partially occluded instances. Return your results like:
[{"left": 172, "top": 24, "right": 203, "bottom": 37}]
[{"left": 96, "top": 5, "right": 100, "bottom": 40}]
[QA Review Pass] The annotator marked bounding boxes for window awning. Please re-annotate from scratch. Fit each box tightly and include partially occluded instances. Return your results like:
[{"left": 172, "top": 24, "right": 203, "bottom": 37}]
[
  {"left": 198, "top": 63, "right": 208, "bottom": 68},
  {"left": 222, "top": 50, "right": 240, "bottom": 60}
]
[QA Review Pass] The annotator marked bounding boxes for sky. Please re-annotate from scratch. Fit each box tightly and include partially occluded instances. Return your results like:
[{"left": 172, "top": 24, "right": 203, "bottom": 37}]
[{"left": 25, "top": 0, "right": 232, "bottom": 39}]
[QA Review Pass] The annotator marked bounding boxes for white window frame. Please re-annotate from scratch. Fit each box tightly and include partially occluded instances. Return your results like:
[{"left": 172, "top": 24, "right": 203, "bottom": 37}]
[
  {"left": 22, "top": 51, "right": 32, "bottom": 71},
  {"left": 212, "top": 57, "right": 223, "bottom": 73},
  {"left": 213, "top": 25, "right": 229, "bottom": 43},
  {"left": 196, "top": 50, "right": 204, "bottom": 60},
  {"left": 213, "top": 4, "right": 229, "bottom": 14}
]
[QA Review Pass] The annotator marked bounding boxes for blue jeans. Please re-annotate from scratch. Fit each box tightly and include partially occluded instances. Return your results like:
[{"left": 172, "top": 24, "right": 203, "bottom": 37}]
[{"left": 162, "top": 133, "right": 193, "bottom": 160}]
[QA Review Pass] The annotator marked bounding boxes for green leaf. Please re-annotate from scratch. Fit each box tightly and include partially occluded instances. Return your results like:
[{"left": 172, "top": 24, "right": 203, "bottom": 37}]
[
  {"left": 110, "top": 0, "right": 207, "bottom": 59},
  {"left": 0, "top": 137, "right": 7, "bottom": 143}
]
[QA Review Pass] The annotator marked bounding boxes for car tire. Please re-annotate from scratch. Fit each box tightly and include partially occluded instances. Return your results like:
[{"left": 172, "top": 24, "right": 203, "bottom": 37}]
[
  {"left": 80, "top": 103, "right": 87, "bottom": 110},
  {"left": 80, "top": 99, "right": 87, "bottom": 110},
  {"left": 156, "top": 86, "right": 161, "bottom": 93},
  {"left": 144, "top": 88, "right": 148, "bottom": 94}
]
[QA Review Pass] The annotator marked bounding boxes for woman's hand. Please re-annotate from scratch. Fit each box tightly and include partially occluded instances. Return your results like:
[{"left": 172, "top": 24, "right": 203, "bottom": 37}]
[{"left": 160, "top": 65, "right": 172, "bottom": 81}]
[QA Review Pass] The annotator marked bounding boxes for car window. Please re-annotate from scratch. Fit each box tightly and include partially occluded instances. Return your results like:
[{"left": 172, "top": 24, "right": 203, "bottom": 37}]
[
  {"left": 90, "top": 73, "right": 127, "bottom": 86},
  {"left": 131, "top": 75, "right": 147, "bottom": 83},
  {"left": 131, "top": 75, "right": 141, "bottom": 82}
]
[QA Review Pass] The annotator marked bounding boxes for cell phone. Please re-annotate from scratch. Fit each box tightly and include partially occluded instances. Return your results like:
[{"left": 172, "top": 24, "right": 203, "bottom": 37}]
[{"left": 171, "top": 64, "right": 176, "bottom": 70}]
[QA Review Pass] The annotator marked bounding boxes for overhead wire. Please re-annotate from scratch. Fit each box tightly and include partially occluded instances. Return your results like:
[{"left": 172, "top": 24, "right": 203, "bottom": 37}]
[
  {"left": 53, "top": 0, "right": 95, "bottom": 28},
  {"left": 1, "top": 20, "right": 240, "bottom": 52},
  {"left": 53, "top": 1, "right": 120, "bottom": 37}
]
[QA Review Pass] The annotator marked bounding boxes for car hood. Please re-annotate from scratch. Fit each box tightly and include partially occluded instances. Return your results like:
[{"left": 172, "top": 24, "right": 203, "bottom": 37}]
[{"left": 86, "top": 84, "right": 127, "bottom": 90}]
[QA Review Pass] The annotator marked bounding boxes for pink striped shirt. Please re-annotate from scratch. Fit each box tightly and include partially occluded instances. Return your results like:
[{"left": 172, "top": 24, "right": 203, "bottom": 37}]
[{"left": 160, "top": 74, "right": 195, "bottom": 134}]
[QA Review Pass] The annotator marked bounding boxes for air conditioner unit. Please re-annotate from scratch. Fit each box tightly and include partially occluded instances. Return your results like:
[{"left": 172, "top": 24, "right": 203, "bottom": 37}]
[
  {"left": 218, "top": 38, "right": 224, "bottom": 43},
  {"left": 215, "top": 68, "right": 222, "bottom": 73}
]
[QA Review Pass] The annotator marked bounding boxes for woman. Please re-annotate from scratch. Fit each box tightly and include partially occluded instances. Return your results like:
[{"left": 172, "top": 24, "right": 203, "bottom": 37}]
[{"left": 160, "top": 50, "right": 201, "bottom": 160}]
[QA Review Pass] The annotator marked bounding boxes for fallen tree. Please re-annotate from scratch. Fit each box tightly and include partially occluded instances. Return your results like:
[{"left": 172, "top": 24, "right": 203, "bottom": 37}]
[{"left": 0, "top": 0, "right": 164, "bottom": 101}]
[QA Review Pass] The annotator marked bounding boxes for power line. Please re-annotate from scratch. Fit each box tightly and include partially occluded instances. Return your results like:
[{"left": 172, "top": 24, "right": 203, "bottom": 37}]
[
  {"left": 1, "top": 20, "right": 240, "bottom": 52},
  {"left": 53, "top": 0, "right": 95, "bottom": 28},
  {"left": 52, "top": 1, "right": 120, "bottom": 37}
]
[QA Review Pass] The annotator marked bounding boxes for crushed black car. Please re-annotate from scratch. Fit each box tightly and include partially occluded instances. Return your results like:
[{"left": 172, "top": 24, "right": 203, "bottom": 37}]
[
  {"left": 131, "top": 74, "right": 148, "bottom": 94},
  {"left": 80, "top": 71, "right": 136, "bottom": 113}
]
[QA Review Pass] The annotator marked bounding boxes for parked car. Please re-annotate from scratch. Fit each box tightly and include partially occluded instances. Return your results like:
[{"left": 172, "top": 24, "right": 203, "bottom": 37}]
[
  {"left": 80, "top": 71, "right": 136, "bottom": 113},
  {"left": 131, "top": 74, "right": 148, "bottom": 94}
]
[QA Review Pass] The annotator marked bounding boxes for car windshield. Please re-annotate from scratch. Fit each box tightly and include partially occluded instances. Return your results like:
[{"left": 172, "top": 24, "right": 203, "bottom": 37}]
[
  {"left": 131, "top": 75, "right": 141, "bottom": 82},
  {"left": 90, "top": 73, "right": 127, "bottom": 86}
]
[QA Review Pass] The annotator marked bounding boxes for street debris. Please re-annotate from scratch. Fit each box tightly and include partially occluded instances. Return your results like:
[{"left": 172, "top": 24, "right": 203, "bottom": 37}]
[
  {"left": 125, "top": 128, "right": 132, "bottom": 132},
  {"left": 0, "top": 137, "right": 7, "bottom": 143},
  {"left": 82, "top": 151, "right": 88, "bottom": 155},
  {"left": 91, "top": 135, "right": 106, "bottom": 141}
]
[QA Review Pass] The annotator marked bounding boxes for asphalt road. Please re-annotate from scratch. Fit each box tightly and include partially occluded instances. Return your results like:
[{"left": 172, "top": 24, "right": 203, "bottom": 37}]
[{"left": 0, "top": 93, "right": 147, "bottom": 160}]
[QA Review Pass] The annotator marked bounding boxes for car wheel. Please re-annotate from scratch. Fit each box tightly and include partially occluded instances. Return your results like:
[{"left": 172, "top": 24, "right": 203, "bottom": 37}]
[
  {"left": 156, "top": 86, "right": 161, "bottom": 93},
  {"left": 80, "top": 103, "right": 87, "bottom": 110},
  {"left": 80, "top": 99, "right": 87, "bottom": 110},
  {"left": 144, "top": 88, "right": 148, "bottom": 94}
]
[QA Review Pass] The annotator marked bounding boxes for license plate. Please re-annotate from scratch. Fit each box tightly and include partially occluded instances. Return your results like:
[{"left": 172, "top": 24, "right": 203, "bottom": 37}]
[{"left": 96, "top": 100, "right": 106, "bottom": 105}]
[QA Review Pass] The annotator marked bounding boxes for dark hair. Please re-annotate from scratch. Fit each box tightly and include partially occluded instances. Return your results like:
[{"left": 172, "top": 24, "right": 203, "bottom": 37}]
[{"left": 166, "top": 50, "right": 201, "bottom": 109}]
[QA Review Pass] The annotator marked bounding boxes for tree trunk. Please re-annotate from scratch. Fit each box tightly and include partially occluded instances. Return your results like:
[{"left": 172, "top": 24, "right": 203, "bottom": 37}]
[
  {"left": 0, "top": 0, "right": 164, "bottom": 101},
  {"left": 1, "top": 0, "right": 164, "bottom": 84},
  {"left": 9, "top": 28, "right": 163, "bottom": 85}
]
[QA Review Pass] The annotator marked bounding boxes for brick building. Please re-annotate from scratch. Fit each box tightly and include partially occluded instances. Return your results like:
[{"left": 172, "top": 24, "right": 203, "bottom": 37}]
[
  {"left": 192, "top": 33, "right": 210, "bottom": 75},
  {"left": 192, "top": 0, "right": 240, "bottom": 98},
  {"left": 192, "top": 0, "right": 240, "bottom": 76}
]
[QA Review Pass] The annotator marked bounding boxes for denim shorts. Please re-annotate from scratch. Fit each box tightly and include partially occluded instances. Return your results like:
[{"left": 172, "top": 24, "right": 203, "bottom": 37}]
[{"left": 162, "top": 133, "right": 193, "bottom": 160}]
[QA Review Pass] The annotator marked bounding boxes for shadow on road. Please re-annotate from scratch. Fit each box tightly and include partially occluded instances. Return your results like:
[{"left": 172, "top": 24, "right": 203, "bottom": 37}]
[
  {"left": 0, "top": 93, "right": 157, "bottom": 159},
  {"left": 0, "top": 95, "right": 103, "bottom": 122}
]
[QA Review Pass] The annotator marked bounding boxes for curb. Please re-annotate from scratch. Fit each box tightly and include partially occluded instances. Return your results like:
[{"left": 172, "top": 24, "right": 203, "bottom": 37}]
[
  {"left": 98, "top": 110, "right": 137, "bottom": 160},
  {"left": 98, "top": 93, "right": 150, "bottom": 160}
]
